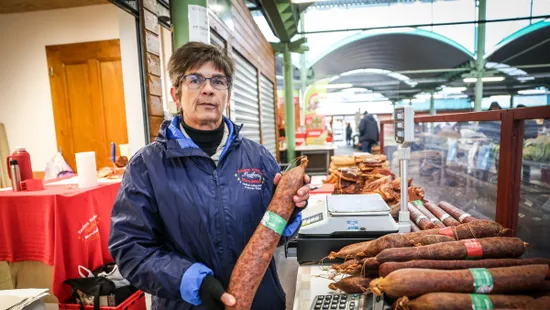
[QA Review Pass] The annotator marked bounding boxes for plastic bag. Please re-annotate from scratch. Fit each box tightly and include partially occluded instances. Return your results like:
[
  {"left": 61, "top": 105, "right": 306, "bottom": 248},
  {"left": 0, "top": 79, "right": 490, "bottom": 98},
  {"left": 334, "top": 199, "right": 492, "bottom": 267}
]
[{"left": 44, "top": 152, "right": 74, "bottom": 180}]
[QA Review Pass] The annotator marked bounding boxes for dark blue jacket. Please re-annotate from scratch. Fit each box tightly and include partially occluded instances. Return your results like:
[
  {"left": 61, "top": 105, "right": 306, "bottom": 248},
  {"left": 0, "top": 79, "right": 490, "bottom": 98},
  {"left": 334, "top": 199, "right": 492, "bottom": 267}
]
[{"left": 109, "top": 116, "right": 301, "bottom": 309}]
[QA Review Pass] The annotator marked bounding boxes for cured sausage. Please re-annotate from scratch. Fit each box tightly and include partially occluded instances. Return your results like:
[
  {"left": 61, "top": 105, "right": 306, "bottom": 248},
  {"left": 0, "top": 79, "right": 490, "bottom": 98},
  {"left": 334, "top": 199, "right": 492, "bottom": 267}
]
[
  {"left": 328, "top": 240, "right": 372, "bottom": 259},
  {"left": 370, "top": 264, "right": 548, "bottom": 298},
  {"left": 328, "top": 276, "right": 372, "bottom": 294},
  {"left": 438, "top": 201, "right": 478, "bottom": 223},
  {"left": 355, "top": 233, "right": 413, "bottom": 258},
  {"left": 408, "top": 235, "right": 455, "bottom": 246},
  {"left": 395, "top": 293, "right": 540, "bottom": 310},
  {"left": 375, "top": 237, "right": 526, "bottom": 263},
  {"left": 423, "top": 201, "right": 460, "bottom": 227},
  {"left": 410, "top": 201, "right": 446, "bottom": 228},
  {"left": 227, "top": 157, "right": 308, "bottom": 309},
  {"left": 408, "top": 203, "right": 437, "bottom": 230},
  {"left": 379, "top": 258, "right": 550, "bottom": 278}
]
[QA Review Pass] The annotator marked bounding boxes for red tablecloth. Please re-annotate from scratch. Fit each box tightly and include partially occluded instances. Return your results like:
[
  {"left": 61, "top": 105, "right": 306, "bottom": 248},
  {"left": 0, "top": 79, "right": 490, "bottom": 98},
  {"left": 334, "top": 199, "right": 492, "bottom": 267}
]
[{"left": 0, "top": 181, "right": 120, "bottom": 302}]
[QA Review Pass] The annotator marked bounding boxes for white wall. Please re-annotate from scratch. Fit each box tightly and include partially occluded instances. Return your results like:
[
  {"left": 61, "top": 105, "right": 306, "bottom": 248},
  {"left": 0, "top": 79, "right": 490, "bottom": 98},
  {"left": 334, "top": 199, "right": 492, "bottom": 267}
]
[
  {"left": 0, "top": 4, "right": 146, "bottom": 171},
  {"left": 118, "top": 9, "right": 146, "bottom": 157}
]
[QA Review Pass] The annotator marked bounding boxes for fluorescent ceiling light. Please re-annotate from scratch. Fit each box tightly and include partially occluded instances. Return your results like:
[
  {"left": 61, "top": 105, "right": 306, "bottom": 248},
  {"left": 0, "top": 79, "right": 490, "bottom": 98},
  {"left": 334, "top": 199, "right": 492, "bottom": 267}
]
[
  {"left": 490, "top": 95, "right": 511, "bottom": 101},
  {"left": 316, "top": 83, "right": 353, "bottom": 89},
  {"left": 415, "top": 93, "right": 432, "bottom": 99},
  {"left": 441, "top": 86, "right": 466, "bottom": 93},
  {"left": 518, "top": 89, "right": 547, "bottom": 95},
  {"left": 517, "top": 76, "right": 535, "bottom": 82},
  {"left": 463, "top": 76, "right": 505, "bottom": 83},
  {"left": 448, "top": 94, "right": 469, "bottom": 99},
  {"left": 291, "top": 0, "right": 330, "bottom": 3}
]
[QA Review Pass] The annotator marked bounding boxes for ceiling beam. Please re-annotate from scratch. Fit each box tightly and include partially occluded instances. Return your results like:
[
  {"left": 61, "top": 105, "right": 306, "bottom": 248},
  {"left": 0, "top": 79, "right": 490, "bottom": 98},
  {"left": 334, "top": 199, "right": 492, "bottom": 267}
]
[{"left": 257, "top": 0, "right": 300, "bottom": 42}]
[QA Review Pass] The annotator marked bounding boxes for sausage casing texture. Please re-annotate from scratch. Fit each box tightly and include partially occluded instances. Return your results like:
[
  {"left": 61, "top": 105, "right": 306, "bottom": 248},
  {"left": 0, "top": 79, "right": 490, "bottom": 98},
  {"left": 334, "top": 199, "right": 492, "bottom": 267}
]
[
  {"left": 375, "top": 237, "right": 526, "bottom": 263},
  {"left": 227, "top": 158, "right": 308, "bottom": 310},
  {"left": 410, "top": 221, "right": 421, "bottom": 232},
  {"left": 329, "top": 276, "right": 372, "bottom": 294},
  {"left": 329, "top": 240, "right": 372, "bottom": 259},
  {"left": 355, "top": 233, "right": 413, "bottom": 258},
  {"left": 408, "top": 203, "right": 437, "bottom": 230},
  {"left": 379, "top": 258, "right": 550, "bottom": 277},
  {"left": 409, "top": 235, "right": 455, "bottom": 246},
  {"left": 370, "top": 264, "right": 548, "bottom": 298},
  {"left": 438, "top": 201, "right": 478, "bottom": 223},
  {"left": 424, "top": 201, "right": 460, "bottom": 226},
  {"left": 395, "top": 293, "right": 540, "bottom": 310},
  {"left": 412, "top": 201, "right": 446, "bottom": 228}
]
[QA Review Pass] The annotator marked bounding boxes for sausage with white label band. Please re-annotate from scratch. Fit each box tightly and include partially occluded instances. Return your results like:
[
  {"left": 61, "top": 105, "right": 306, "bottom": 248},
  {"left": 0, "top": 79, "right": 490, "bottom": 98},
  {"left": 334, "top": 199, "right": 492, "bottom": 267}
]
[
  {"left": 438, "top": 201, "right": 478, "bottom": 223},
  {"left": 407, "top": 203, "right": 436, "bottom": 230},
  {"left": 423, "top": 201, "right": 460, "bottom": 226},
  {"left": 411, "top": 201, "right": 446, "bottom": 228}
]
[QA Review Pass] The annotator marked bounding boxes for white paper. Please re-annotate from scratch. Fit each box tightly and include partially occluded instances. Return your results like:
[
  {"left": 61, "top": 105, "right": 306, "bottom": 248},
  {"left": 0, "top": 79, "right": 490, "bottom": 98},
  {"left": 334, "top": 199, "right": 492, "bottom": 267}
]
[
  {"left": 188, "top": 5, "right": 209, "bottom": 43},
  {"left": 75, "top": 152, "right": 98, "bottom": 188},
  {"left": 0, "top": 289, "right": 49, "bottom": 310}
]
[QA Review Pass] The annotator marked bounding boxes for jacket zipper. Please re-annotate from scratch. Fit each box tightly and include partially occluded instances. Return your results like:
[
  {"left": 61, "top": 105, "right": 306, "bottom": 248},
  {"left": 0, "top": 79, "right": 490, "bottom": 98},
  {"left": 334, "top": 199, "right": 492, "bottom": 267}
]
[{"left": 213, "top": 170, "right": 229, "bottom": 266}]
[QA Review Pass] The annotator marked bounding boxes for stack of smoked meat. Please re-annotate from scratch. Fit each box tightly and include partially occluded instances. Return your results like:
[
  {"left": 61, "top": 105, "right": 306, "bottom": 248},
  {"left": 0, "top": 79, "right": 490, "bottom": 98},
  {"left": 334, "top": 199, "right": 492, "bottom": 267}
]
[
  {"left": 322, "top": 155, "right": 425, "bottom": 216},
  {"left": 325, "top": 220, "right": 550, "bottom": 309}
]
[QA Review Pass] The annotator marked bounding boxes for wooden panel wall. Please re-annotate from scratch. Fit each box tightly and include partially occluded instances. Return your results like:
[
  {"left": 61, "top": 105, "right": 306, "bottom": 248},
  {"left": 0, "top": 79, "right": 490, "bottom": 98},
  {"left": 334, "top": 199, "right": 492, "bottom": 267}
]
[{"left": 140, "top": 0, "right": 165, "bottom": 142}]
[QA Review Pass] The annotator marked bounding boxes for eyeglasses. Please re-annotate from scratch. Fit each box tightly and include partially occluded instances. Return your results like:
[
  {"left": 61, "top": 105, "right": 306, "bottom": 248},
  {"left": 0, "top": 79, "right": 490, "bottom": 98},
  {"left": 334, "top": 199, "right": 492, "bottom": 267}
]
[{"left": 177, "top": 74, "right": 232, "bottom": 90}]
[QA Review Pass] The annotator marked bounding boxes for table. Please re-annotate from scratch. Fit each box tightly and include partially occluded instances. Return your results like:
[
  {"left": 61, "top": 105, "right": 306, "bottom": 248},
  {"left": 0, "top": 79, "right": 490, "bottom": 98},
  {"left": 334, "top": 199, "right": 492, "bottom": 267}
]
[{"left": 0, "top": 178, "right": 121, "bottom": 303}]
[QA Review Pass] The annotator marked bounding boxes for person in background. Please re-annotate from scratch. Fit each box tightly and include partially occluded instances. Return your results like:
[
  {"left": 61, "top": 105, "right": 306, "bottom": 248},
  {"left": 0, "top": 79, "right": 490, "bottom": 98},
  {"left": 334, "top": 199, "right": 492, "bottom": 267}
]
[
  {"left": 517, "top": 104, "right": 539, "bottom": 182},
  {"left": 542, "top": 119, "right": 550, "bottom": 135},
  {"left": 108, "top": 42, "right": 310, "bottom": 310},
  {"left": 359, "top": 111, "right": 379, "bottom": 153},
  {"left": 345, "top": 122, "right": 352, "bottom": 146}
]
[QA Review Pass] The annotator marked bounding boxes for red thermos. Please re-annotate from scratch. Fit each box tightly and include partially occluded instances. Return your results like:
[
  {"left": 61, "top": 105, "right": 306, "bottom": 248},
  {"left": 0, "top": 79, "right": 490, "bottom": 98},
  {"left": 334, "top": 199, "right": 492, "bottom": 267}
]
[{"left": 7, "top": 148, "right": 33, "bottom": 182}]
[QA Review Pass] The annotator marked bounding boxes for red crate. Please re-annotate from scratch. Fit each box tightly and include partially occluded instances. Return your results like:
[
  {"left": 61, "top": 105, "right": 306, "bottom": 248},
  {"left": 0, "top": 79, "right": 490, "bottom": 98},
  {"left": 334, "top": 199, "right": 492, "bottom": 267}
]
[{"left": 59, "top": 290, "right": 146, "bottom": 310}]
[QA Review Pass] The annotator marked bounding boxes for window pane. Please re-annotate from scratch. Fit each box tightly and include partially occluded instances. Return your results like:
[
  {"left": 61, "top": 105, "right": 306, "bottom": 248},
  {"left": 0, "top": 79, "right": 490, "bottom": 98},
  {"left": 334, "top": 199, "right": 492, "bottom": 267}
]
[{"left": 517, "top": 117, "right": 550, "bottom": 258}]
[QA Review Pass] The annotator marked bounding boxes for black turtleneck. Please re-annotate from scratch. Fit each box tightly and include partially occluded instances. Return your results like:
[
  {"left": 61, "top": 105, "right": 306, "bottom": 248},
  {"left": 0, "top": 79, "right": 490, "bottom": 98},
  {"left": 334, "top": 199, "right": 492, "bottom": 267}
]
[{"left": 182, "top": 119, "right": 224, "bottom": 156}]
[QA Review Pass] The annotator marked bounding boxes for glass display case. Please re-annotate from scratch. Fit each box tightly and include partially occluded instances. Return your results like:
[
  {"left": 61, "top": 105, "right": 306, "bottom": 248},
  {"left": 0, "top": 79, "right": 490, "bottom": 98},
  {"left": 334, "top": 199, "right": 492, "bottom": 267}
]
[{"left": 381, "top": 107, "right": 550, "bottom": 257}]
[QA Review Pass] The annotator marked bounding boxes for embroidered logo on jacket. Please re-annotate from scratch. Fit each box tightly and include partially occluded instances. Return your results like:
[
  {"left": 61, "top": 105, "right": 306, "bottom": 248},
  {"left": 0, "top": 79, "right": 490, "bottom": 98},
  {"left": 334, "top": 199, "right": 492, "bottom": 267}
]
[{"left": 235, "top": 168, "right": 264, "bottom": 190}]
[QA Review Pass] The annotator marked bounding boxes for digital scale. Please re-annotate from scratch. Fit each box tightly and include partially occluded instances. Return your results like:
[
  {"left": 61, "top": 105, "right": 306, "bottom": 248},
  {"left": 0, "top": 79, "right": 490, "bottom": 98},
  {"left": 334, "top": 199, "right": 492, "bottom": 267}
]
[{"left": 296, "top": 106, "right": 414, "bottom": 310}]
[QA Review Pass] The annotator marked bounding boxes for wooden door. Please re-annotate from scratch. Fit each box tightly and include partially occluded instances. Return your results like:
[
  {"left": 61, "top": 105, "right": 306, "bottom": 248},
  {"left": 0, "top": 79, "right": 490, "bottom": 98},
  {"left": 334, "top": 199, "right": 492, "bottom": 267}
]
[{"left": 46, "top": 40, "right": 128, "bottom": 171}]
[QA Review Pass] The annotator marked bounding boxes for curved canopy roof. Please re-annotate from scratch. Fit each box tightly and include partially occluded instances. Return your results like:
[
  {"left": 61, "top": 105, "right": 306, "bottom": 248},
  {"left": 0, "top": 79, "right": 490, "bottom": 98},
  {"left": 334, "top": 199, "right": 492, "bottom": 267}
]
[{"left": 310, "top": 28, "right": 474, "bottom": 100}]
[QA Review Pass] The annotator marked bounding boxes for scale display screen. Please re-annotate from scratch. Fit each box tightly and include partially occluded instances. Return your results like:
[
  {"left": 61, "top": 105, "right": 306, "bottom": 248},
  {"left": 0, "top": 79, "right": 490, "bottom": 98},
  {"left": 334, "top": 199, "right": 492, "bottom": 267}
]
[{"left": 394, "top": 106, "right": 414, "bottom": 143}]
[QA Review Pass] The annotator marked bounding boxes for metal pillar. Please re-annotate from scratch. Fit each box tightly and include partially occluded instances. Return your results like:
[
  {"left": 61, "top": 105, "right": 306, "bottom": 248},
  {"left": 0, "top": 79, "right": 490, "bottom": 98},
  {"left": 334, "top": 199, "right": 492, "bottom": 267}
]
[
  {"left": 300, "top": 12, "right": 308, "bottom": 127},
  {"left": 430, "top": 92, "right": 436, "bottom": 116},
  {"left": 547, "top": 94, "right": 550, "bottom": 105},
  {"left": 510, "top": 95, "right": 514, "bottom": 108},
  {"left": 284, "top": 44, "right": 296, "bottom": 162},
  {"left": 171, "top": 0, "right": 208, "bottom": 48},
  {"left": 474, "top": 0, "right": 487, "bottom": 112}
]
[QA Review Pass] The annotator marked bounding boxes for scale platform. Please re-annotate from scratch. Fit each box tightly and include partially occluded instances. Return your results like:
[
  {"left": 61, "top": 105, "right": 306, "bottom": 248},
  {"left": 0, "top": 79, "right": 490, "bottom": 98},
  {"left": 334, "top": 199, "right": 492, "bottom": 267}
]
[{"left": 297, "top": 194, "right": 398, "bottom": 263}]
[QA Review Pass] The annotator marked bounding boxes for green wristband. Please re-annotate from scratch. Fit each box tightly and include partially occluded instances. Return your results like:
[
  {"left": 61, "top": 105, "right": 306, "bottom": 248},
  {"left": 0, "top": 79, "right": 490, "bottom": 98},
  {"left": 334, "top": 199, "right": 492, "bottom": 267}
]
[
  {"left": 470, "top": 294, "right": 493, "bottom": 310},
  {"left": 412, "top": 200, "right": 423, "bottom": 207},
  {"left": 261, "top": 211, "right": 287, "bottom": 236},
  {"left": 470, "top": 268, "right": 494, "bottom": 293}
]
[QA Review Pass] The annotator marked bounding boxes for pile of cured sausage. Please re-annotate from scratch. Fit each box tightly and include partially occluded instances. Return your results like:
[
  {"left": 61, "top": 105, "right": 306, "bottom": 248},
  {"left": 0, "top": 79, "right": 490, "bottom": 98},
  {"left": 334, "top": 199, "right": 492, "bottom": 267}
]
[
  {"left": 328, "top": 220, "right": 550, "bottom": 310},
  {"left": 407, "top": 200, "right": 478, "bottom": 231}
]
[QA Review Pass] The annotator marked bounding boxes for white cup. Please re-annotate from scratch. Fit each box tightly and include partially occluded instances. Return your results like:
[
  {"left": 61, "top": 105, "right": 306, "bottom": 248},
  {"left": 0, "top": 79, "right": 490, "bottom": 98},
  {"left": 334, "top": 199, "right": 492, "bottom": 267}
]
[
  {"left": 119, "top": 144, "right": 130, "bottom": 158},
  {"left": 75, "top": 152, "right": 98, "bottom": 188}
]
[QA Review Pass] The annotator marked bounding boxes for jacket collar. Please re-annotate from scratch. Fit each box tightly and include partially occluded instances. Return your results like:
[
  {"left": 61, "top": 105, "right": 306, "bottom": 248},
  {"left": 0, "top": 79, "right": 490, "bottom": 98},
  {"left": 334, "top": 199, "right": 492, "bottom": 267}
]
[{"left": 157, "top": 116, "right": 242, "bottom": 160}]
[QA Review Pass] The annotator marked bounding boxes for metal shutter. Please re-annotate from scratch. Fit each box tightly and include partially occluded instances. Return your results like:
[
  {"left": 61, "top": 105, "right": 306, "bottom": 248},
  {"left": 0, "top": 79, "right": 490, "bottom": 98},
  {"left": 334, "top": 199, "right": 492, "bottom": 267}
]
[
  {"left": 232, "top": 52, "right": 261, "bottom": 143},
  {"left": 260, "top": 75, "right": 277, "bottom": 158}
]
